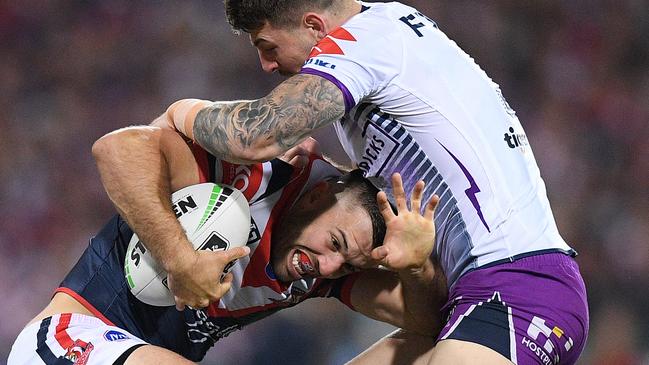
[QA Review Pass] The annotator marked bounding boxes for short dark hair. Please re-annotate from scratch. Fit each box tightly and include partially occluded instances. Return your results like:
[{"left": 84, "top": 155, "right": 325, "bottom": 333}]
[
  {"left": 224, "top": 0, "right": 337, "bottom": 32},
  {"left": 337, "top": 169, "right": 386, "bottom": 250}
]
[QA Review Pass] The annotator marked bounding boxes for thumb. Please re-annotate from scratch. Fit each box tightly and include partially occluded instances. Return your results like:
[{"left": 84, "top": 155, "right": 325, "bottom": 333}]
[
  {"left": 371, "top": 246, "right": 389, "bottom": 263},
  {"left": 224, "top": 246, "right": 250, "bottom": 261}
]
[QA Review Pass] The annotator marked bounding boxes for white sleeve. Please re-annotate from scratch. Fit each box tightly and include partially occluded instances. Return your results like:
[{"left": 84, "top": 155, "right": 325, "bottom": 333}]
[{"left": 300, "top": 24, "right": 402, "bottom": 113}]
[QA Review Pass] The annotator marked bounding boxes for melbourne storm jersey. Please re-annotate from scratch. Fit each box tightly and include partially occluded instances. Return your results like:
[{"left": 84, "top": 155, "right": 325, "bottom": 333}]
[
  {"left": 301, "top": 1, "right": 574, "bottom": 286},
  {"left": 58, "top": 147, "right": 353, "bottom": 362}
]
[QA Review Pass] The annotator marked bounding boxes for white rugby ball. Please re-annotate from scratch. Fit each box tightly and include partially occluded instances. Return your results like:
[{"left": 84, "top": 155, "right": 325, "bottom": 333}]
[{"left": 124, "top": 183, "right": 250, "bottom": 306}]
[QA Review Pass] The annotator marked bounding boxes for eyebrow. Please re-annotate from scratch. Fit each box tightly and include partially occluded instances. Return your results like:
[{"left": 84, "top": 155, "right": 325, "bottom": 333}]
[
  {"left": 336, "top": 228, "right": 349, "bottom": 253},
  {"left": 253, "top": 38, "right": 270, "bottom": 47}
]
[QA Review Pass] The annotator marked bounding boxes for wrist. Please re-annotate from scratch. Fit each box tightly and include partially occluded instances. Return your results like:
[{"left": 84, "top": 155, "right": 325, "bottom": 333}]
[
  {"left": 163, "top": 240, "right": 198, "bottom": 275},
  {"left": 398, "top": 258, "right": 436, "bottom": 282}
]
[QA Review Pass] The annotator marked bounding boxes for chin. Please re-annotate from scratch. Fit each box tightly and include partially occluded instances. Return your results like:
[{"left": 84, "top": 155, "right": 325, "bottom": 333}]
[{"left": 271, "top": 256, "right": 290, "bottom": 283}]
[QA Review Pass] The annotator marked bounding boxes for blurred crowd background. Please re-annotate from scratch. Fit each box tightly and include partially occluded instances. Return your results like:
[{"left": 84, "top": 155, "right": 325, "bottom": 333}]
[{"left": 1, "top": 1, "right": 647, "bottom": 364}]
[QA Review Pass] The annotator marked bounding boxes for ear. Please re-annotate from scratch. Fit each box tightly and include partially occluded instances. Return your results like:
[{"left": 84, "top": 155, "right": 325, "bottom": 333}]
[
  {"left": 310, "top": 180, "right": 331, "bottom": 199},
  {"left": 303, "top": 12, "right": 328, "bottom": 40},
  {"left": 298, "top": 180, "right": 332, "bottom": 210}
]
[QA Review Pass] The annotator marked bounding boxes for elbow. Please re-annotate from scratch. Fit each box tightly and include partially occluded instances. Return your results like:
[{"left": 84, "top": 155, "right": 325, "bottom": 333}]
[
  {"left": 92, "top": 127, "right": 159, "bottom": 166},
  {"left": 92, "top": 129, "right": 127, "bottom": 164},
  {"left": 92, "top": 132, "right": 118, "bottom": 165}
]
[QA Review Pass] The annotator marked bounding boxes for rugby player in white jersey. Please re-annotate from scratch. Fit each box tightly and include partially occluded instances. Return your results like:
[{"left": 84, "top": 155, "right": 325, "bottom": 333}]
[{"left": 159, "top": 1, "right": 589, "bottom": 364}]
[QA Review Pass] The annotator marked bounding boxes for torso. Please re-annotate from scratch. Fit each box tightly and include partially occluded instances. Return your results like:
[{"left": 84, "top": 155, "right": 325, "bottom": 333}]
[
  {"left": 301, "top": 1, "right": 573, "bottom": 286},
  {"left": 54, "top": 153, "right": 352, "bottom": 361}
]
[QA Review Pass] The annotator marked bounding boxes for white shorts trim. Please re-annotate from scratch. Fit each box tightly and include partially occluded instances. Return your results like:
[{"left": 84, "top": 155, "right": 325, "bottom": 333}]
[{"left": 8, "top": 313, "right": 147, "bottom": 365}]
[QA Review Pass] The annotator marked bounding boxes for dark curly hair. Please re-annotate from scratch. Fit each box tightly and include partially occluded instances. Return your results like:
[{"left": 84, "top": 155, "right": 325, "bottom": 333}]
[
  {"left": 337, "top": 169, "right": 387, "bottom": 250},
  {"left": 224, "top": 0, "right": 338, "bottom": 32}
]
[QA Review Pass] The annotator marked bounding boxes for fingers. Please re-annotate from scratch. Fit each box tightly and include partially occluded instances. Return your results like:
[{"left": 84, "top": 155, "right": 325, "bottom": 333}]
[
  {"left": 411, "top": 180, "right": 425, "bottom": 213},
  {"left": 175, "top": 295, "right": 209, "bottom": 311},
  {"left": 424, "top": 194, "right": 440, "bottom": 221},
  {"left": 217, "top": 274, "right": 234, "bottom": 297},
  {"left": 224, "top": 245, "right": 251, "bottom": 261},
  {"left": 301, "top": 137, "right": 321, "bottom": 155},
  {"left": 288, "top": 154, "right": 309, "bottom": 168},
  {"left": 391, "top": 173, "right": 407, "bottom": 211},
  {"left": 377, "top": 191, "right": 396, "bottom": 220},
  {"left": 280, "top": 145, "right": 306, "bottom": 162}
]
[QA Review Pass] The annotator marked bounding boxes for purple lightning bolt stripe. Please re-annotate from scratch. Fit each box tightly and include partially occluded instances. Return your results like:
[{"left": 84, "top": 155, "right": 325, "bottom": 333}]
[{"left": 438, "top": 142, "right": 491, "bottom": 232}]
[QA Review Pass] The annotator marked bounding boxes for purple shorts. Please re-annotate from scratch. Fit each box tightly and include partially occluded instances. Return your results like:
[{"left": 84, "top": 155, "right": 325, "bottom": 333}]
[{"left": 436, "top": 252, "right": 589, "bottom": 365}]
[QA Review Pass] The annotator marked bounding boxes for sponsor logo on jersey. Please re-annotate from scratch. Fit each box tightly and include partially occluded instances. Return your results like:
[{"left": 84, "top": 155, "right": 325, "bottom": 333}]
[
  {"left": 522, "top": 315, "right": 573, "bottom": 365},
  {"left": 503, "top": 127, "right": 529, "bottom": 151},
  {"left": 232, "top": 165, "right": 252, "bottom": 192},
  {"left": 356, "top": 122, "right": 399, "bottom": 176},
  {"left": 103, "top": 330, "right": 130, "bottom": 342},
  {"left": 304, "top": 58, "right": 336, "bottom": 69}
]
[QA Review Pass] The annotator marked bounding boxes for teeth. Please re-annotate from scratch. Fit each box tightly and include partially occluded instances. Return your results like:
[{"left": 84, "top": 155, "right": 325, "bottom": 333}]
[
  {"left": 291, "top": 250, "right": 316, "bottom": 278},
  {"left": 292, "top": 252, "right": 303, "bottom": 276}
]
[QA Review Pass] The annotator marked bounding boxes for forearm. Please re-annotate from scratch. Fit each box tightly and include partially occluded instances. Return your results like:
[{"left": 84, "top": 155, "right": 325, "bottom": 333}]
[
  {"left": 350, "top": 264, "right": 446, "bottom": 337},
  {"left": 396, "top": 258, "right": 447, "bottom": 336},
  {"left": 92, "top": 127, "right": 195, "bottom": 273},
  {"left": 167, "top": 74, "right": 345, "bottom": 164}
]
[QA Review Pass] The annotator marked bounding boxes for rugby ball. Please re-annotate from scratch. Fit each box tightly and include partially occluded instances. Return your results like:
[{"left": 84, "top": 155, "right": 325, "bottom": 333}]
[{"left": 124, "top": 183, "right": 250, "bottom": 306}]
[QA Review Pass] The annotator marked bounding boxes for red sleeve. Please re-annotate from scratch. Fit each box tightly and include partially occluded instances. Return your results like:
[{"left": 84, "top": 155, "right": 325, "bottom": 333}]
[
  {"left": 189, "top": 142, "right": 265, "bottom": 202},
  {"left": 190, "top": 143, "right": 211, "bottom": 183}
]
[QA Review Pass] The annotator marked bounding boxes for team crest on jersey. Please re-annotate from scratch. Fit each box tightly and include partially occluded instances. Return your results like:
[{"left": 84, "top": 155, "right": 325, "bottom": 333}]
[{"left": 64, "top": 340, "right": 94, "bottom": 365}]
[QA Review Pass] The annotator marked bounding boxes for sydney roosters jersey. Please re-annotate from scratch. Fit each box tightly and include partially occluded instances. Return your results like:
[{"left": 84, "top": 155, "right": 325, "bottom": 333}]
[
  {"left": 58, "top": 148, "right": 353, "bottom": 362},
  {"left": 301, "top": 1, "right": 574, "bottom": 286}
]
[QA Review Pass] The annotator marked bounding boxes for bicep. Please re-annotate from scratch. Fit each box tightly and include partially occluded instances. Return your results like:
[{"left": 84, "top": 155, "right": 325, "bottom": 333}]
[
  {"left": 267, "top": 73, "right": 346, "bottom": 149},
  {"left": 158, "top": 128, "right": 201, "bottom": 192}
]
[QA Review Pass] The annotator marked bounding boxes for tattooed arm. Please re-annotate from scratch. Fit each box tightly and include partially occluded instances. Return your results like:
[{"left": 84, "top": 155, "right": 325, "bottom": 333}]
[{"left": 167, "top": 74, "right": 345, "bottom": 164}]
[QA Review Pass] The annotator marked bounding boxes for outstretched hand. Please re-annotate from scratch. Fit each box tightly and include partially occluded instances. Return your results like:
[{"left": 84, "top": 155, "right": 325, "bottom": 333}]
[
  {"left": 167, "top": 246, "right": 250, "bottom": 311},
  {"left": 370, "top": 173, "right": 439, "bottom": 272}
]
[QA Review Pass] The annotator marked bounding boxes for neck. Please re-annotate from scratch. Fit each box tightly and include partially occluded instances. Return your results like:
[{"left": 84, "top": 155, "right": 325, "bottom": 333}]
[{"left": 328, "top": 0, "right": 363, "bottom": 29}]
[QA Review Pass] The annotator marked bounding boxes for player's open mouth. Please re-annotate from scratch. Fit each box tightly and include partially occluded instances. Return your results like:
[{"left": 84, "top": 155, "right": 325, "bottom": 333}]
[{"left": 292, "top": 250, "right": 316, "bottom": 277}]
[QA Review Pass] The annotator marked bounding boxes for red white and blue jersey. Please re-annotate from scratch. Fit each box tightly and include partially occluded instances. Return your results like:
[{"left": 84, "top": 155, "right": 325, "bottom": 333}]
[
  {"left": 301, "top": 1, "right": 574, "bottom": 286},
  {"left": 57, "top": 146, "right": 355, "bottom": 362}
]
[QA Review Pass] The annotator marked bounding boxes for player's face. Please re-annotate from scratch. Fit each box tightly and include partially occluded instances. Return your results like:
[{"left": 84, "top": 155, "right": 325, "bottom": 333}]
[
  {"left": 250, "top": 22, "right": 316, "bottom": 76},
  {"left": 271, "top": 181, "right": 377, "bottom": 282}
]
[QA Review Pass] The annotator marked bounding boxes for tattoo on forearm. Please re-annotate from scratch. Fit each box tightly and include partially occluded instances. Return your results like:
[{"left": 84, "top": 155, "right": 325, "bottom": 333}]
[{"left": 193, "top": 74, "right": 345, "bottom": 162}]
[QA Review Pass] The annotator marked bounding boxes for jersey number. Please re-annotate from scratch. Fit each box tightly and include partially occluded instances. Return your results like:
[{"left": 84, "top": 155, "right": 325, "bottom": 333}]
[{"left": 399, "top": 12, "right": 438, "bottom": 37}]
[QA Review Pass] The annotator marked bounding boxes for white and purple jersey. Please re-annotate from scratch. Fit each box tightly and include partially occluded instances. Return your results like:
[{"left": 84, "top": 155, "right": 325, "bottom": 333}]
[{"left": 301, "top": 1, "right": 574, "bottom": 286}]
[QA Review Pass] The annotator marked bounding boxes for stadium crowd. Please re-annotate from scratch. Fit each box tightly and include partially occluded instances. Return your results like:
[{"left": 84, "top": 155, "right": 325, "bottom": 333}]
[{"left": 1, "top": 1, "right": 647, "bottom": 364}]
